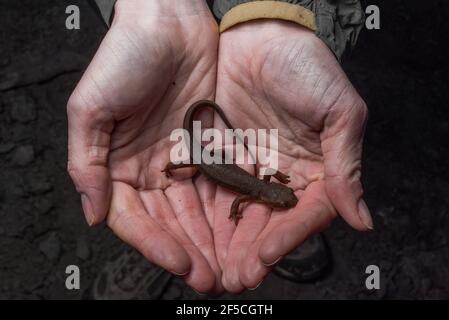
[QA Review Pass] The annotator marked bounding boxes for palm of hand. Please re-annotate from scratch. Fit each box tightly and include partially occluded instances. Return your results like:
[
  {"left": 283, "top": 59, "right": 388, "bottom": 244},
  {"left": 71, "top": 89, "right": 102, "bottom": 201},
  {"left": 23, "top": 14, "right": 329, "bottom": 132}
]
[
  {"left": 68, "top": 9, "right": 223, "bottom": 293},
  {"left": 68, "top": 10, "right": 370, "bottom": 294},
  {"left": 212, "top": 21, "right": 370, "bottom": 292}
]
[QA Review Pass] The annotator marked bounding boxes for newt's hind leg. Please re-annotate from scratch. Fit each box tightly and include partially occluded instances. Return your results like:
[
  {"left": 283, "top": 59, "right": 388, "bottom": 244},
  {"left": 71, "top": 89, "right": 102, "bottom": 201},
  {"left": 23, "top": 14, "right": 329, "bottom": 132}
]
[
  {"left": 229, "top": 195, "right": 253, "bottom": 225},
  {"left": 162, "top": 162, "right": 196, "bottom": 178},
  {"left": 262, "top": 170, "right": 291, "bottom": 184}
]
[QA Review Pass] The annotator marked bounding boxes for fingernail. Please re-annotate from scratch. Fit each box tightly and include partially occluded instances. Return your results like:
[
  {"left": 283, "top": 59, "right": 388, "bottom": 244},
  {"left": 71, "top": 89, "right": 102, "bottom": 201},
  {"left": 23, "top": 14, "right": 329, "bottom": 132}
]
[
  {"left": 193, "top": 288, "right": 207, "bottom": 296},
  {"left": 171, "top": 270, "right": 190, "bottom": 277},
  {"left": 81, "top": 193, "right": 95, "bottom": 226},
  {"left": 248, "top": 280, "right": 263, "bottom": 291},
  {"left": 262, "top": 255, "right": 283, "bottom": 267},
  {"left": 358, "top": 200, "right": 374, "bottom": 230}
]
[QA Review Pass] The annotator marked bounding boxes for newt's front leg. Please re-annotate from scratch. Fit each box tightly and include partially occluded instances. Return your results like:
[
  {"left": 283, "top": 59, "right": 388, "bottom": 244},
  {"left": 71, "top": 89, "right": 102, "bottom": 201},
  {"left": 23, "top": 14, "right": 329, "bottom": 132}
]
[
  {"left": 229, "top": 195, "right": 253, "bottom": 225},
  {"left": 262, "top": 170, "right": 291, "bottom": 184},
  {"left": 162, "top": 162, "right": 196, "bottom": 177}
]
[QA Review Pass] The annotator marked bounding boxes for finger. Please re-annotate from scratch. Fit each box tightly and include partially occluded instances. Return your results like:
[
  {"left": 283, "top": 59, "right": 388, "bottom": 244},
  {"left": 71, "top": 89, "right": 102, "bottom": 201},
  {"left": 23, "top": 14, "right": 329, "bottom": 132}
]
[
  {"left": 194, "top": 174, "right": 217, "bottom": 228},
  {"left": 222, "top": 202, "right": 270, "bottom": 293},
  {"left": 140, "top": 187, "right": 218, "bottom": 294},
  {"left": 240, "top": 182, "right": 334, "bottom": 288},
  {"left": 321, "top": 95, "right": 373, "bottom": 231},
  {"left": 212, "top": 158, "right": 256, "bottom": 269},
  {"left": 239, "top": 205, "right": 291, "bottom": 289},
  {"left": 165, "top": 180, "right": 223, "bottom": 293},
  {"left": 194, "top": 175, "right": 225, "bottom": 293},
  {"left": 213, "top": 186, "right": 238, "bottom": 268},
  {"left": 240, "top": 241, "right": 270, "bottom": 290},
  {"left": 107, "top": 182, "right": 191, "bottom": 276},
  {"left": 67, "top": 93, "right": 113, "bottom": 225},
  {"left": 259, "top": 181, "right": 335, "bottom": 265}
]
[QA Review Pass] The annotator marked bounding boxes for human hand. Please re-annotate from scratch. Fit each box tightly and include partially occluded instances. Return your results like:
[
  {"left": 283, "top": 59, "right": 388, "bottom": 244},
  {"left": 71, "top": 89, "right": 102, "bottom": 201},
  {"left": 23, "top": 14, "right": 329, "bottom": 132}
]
[
  {"left": 67, "top": 0, "right": 222, "bottom": 293},
  {"left": 213, "top": 20, "right": 372, "bottom": 292}
]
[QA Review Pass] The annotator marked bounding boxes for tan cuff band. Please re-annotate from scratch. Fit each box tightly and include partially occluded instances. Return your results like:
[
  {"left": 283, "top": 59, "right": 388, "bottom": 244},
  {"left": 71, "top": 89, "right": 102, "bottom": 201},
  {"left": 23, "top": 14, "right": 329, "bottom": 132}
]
[{"left": 219, "top": 1, "right": 317, "bottom": 33}]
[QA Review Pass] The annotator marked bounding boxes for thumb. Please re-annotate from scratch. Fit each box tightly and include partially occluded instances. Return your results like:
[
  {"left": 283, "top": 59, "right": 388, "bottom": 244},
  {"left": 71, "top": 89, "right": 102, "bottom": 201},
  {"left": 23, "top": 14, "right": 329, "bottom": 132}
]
[
  {"left": 321, "top": 92, "right": 373, "bottom": 231},
  {"left": 67, "top": 93, "right": 113, "bottom": 226}
]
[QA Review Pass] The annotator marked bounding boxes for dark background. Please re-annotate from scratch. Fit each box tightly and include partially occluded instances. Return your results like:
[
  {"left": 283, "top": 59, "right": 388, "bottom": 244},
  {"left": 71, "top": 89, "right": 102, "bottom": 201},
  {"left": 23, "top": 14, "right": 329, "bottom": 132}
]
[{"left": 0, "top": 0, "right": 448, "bottom": 299}]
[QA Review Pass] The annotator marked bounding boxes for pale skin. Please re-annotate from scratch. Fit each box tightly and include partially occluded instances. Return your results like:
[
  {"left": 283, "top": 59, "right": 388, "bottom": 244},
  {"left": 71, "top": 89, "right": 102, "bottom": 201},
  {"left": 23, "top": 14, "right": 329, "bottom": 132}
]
[
  {"left": 67, "top": 0, "right": 372, "bottom": 294},
  {"left": 214, "top": 20, "right": 372, "bottom": 292}
]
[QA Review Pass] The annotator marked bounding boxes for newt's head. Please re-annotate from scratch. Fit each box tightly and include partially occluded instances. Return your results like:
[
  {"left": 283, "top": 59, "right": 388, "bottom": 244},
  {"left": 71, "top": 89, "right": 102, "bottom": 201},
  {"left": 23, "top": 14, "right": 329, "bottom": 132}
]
[{"left": 260, "top": 183, "right": 298, "bottom": 209}]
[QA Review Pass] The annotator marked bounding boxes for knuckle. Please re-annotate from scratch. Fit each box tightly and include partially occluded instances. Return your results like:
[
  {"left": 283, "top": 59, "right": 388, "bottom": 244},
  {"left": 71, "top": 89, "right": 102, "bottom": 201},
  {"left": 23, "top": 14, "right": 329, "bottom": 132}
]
[
  {"left": 66, "top": 160, "right": 97, "bottom": 191},
  {"left": 67, "top": 92, "right": 103, "bottom": 121},
  {"left": 358, "top": 100, "right": 369, "bottom": 121},
  {"left": 67, "top": 160, "right": 81, "bottom": 188},
  {"left": 352, "top": 98, "right": 368, "bottom": 122},
  {"left": 66, "top": 92, "right": 83, "bottom": 116}
]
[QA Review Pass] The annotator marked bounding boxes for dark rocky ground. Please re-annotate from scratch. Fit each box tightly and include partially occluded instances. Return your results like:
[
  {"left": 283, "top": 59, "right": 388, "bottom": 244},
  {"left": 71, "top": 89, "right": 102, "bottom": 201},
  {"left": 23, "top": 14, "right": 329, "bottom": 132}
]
[{"left": 0, "top": 0, "right": 448, "bottom": 299}]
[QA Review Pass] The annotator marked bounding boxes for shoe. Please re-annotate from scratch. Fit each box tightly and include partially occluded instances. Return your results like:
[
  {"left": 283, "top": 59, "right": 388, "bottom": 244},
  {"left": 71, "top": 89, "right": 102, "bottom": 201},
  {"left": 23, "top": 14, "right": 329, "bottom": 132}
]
[
  {"left": 92, "top": 244, "right": 173, "bottom": 300},
  {"left": 274, "top": 233, "right": 331, "bottom": 282}
]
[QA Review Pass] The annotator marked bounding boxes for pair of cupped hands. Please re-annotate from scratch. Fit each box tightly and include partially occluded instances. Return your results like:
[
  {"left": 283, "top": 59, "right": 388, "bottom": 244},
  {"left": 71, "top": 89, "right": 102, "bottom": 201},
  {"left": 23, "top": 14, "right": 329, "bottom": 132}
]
[{"left": 67, "top": 0, "right": 371, "bottom": 294}]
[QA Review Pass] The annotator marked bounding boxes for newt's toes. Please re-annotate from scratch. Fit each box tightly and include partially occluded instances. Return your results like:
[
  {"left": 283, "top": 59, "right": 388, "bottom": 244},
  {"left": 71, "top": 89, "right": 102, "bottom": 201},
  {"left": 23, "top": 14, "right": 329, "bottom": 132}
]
[{"left": 162, "top": 169, "right": 172, "bottom": 178}]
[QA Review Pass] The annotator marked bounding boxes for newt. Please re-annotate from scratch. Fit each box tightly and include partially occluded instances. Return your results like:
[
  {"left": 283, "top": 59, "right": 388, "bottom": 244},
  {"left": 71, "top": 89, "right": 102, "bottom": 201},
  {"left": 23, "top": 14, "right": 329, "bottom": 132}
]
[{"left": 162, "top": 100, "right": 298, "bottom": 225}]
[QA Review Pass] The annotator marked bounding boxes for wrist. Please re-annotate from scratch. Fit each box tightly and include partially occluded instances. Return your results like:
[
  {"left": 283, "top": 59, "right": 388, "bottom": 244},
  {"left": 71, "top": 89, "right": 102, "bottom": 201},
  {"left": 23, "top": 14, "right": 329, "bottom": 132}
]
[{"left": 114, "top": 0, "right": 210, "bottom": 22}]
